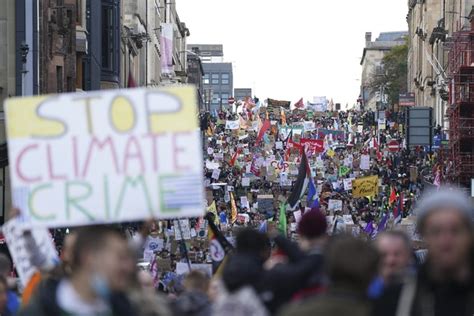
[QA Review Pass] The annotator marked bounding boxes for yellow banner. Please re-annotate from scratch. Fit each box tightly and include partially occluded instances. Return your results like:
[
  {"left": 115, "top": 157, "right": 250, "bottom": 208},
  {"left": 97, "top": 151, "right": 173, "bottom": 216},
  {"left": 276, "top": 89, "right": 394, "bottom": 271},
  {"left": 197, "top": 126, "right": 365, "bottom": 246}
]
[{"left": 352, "top": 175, "right": 379, "bottom": 198}]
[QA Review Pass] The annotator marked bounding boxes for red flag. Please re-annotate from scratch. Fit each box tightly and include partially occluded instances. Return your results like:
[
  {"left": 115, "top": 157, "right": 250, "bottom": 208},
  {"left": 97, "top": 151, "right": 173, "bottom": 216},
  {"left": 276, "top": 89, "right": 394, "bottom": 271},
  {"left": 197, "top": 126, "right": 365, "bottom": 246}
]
[
  {"left": 256, "top": 120, "right": 271, "bottom": 145},
  {"left": 294, "top": 98, "right": 304, "bottom": 109},
  {"left": 389, "top": 187, "right": 397, "bottom": 205},
  {"left": 229, "top": 148, "right": 242, "bottom": 166}
]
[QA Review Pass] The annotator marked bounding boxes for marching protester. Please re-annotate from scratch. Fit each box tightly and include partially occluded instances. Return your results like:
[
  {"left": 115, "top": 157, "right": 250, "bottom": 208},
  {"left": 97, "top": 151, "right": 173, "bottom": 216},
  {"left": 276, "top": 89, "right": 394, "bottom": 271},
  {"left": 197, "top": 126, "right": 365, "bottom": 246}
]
[
  {"left": 279, "top": 235, "right": 379, "bottom": 316},
  {"left": 0, "top": 255, "right": 18, "bottom": 315},
  {"left": 372, "top": 187, "right": 474, "bottom": 316}
]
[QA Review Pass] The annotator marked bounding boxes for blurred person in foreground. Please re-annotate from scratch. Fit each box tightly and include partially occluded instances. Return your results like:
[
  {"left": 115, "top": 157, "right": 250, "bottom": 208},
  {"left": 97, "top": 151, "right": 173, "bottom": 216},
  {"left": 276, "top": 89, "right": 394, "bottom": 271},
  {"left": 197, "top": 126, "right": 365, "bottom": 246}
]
[
  {"left": 0, "top": 276, "right": 12, "bottom": 316},
  {"left": 0, "top": 254, "right": 19, "bottom": 315},
  {"left": 373, "top": 187, "right": 474, "bottom": 316},
  {"left": 278, "top": 235, "right": 379, "bottom": 316},
  {"left": 172, "top": 270, "right": 211, "bottom": 316},
  {"left": 368, "top": 231, "right": 413, "bottom": 299},
  {"left": 20, "top": 226, "right": 137, "bottom": 316}
]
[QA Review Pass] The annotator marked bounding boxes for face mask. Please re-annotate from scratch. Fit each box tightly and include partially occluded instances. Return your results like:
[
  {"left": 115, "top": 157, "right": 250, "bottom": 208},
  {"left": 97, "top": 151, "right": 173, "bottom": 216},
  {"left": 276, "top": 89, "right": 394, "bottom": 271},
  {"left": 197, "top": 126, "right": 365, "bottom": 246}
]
[{"left": 91, "top": 273, "right": 111, "bottom": 301}]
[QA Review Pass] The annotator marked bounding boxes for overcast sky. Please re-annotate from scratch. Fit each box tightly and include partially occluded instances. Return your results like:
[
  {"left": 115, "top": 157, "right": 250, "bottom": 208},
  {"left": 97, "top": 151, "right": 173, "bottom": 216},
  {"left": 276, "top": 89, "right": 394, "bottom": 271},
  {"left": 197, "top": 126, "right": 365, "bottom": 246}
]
[{"left": 177, "top": 0, "right": 408, "bottom": 107}]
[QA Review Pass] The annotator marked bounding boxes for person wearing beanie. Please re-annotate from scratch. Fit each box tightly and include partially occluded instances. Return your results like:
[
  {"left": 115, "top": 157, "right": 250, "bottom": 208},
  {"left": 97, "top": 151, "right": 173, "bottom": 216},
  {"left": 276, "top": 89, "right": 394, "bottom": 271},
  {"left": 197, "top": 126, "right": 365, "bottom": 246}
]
[
  {"left": 373, "top": 186, "right": 474, "bottom": 316},
  {"left": 256, "top": 208, "right": 327, "bottom": 314}
]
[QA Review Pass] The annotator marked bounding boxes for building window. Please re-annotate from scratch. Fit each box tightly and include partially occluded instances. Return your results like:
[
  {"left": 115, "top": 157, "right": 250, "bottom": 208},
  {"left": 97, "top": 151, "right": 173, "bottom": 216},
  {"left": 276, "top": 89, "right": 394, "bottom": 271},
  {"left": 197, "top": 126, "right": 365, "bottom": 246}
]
[
  {"left": 102, "top": 5, "right": 115, "bottom": 71},
  {"left": 221, "top": 73, "right": 229, "bottom": 84},
  {"left": 203, "top": 73, "right": 210, "bottom": 85},
  {"left": 211, "top": 74, "right": 219, "bottom": 84},
  {"left": 221, "top": 93, "right": 229, "bottom": 102}
]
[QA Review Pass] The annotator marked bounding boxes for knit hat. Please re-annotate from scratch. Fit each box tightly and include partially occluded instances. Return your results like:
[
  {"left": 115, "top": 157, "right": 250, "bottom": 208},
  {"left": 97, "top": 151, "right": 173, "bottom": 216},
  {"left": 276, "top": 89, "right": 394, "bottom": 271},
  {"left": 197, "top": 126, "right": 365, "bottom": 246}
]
[
  {"left": 297, "top": 208, "right": 327, "bottom": 239},
  {"left": 415, "top": 186, "right": 474, "bottom": 233}
]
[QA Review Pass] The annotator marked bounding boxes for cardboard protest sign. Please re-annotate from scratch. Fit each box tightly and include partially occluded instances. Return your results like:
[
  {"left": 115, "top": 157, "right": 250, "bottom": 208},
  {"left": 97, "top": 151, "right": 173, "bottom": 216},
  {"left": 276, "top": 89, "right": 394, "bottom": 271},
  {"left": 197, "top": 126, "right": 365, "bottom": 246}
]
[
  {"left": 211, "top": 169, "right": 221, "bottom": 180},
  {"left": 2, "top": 218, "right": 59, "bottom": 286},
  {"left": 257, "top": 195, "right": 274, "bottom": 214},
  {"left": 343, "top": 178, "right": 353, "bottom": 191},
  {"left": 352, "top": 175, "right": 379, "bottom": 198},
  {"left": 5, "top": 86, "right": 204, "bottom": 227}
]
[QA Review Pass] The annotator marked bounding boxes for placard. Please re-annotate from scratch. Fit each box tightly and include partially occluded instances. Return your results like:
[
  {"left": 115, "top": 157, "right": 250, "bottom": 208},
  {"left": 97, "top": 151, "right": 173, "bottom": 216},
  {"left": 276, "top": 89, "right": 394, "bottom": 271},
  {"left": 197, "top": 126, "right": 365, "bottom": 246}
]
[
  {"left": 2, "top": 218, "right": 59, "bottom": 286},
  {"left": 225, "top": 119, "right": 240, "bottom": 130},
  {"left": 241, "top": 177, "right": 250, "bottom": 187},
  {"left": 257, "top": 195, "right": 274, "bottom": 214},
  {"left": 360, "top": 154, "right": 370, "bottom": 170},
  {"left": 5, "top": 87, "right": 205, "bottom": 227},
  {"left": 352, "top": 175, "right": 379, "bottom": 198},
  {"left": 328, "top": 199, "right": 342, "bottom": 211},
  {"left": 173, "top": 219, "right": 191, "bottom": 240}
]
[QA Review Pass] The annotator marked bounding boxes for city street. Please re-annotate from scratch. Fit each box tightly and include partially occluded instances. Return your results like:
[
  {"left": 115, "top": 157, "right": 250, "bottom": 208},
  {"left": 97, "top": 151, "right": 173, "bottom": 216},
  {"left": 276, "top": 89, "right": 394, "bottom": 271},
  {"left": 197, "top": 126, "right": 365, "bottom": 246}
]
[{"left": 0, "top": 1, "right": 473, "bottom": 316}]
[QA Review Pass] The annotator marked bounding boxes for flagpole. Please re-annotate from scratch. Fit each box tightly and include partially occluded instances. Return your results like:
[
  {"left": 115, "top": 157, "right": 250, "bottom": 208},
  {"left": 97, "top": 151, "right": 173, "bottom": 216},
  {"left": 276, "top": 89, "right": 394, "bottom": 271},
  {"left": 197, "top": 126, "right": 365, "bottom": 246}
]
[{"left": 176, "top": 219, "right": 192, "bottom": 271}]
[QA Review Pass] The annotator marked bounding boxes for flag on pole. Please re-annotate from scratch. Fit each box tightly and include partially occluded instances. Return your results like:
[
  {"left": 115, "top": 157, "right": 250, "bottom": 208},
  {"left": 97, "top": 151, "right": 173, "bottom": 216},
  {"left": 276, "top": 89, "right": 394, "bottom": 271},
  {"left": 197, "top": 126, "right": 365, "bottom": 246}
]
[
  {"left": 377, "top": 212, "right": 389, "bottom": 232},
  {"left": 205, "top": 212, "right": 234, "bottom": 273},
  {"left": 230, "top": 192, "right": 238, "bottom": 224},
  {"left": 307, "top": 178, "right": 317, "bottom": 203},
  {"left": 287, "top": 150, "right": 311, "bottom": 209},
  {"left": 393, "top": 192, "right": 404, "bottom": 224},
  {"left": 281, "top": 108, "right": 287, "bottom": 126},
  {"left": 389, "top": 187, "right": 397, "bottom": 205},
  {"left": 278, "top": 203, "right": 287, "bottom": 237},
  {"left": 229, "top": 148, "right": 242, "bottom": 167},
  {"left": 256, "top": 120, "right": 271, "bottom": 146},
  {"left": 294, "top": 98, "right": 305, "bottom": 109}
]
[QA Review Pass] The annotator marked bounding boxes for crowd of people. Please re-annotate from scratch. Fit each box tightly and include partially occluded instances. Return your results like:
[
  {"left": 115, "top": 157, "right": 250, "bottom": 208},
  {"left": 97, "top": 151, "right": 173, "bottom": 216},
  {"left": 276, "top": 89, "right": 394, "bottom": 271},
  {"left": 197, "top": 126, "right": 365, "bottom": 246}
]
[{"left": 0, "top": 98, "right": 472, "bottom": 316}]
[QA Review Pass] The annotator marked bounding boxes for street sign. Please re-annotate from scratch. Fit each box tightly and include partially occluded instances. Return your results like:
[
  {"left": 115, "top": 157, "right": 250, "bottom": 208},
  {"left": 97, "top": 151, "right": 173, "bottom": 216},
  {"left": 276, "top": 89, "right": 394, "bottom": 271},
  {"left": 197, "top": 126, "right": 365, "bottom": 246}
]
[
  {"left": 399, "top": 93, "right": 415, "bottom": 107},
  {"left": 228, "top": 97, "right": 235, "bottom": 105},
  {"left": 387, "top": 140, "right": 400, "bottom": 152}
]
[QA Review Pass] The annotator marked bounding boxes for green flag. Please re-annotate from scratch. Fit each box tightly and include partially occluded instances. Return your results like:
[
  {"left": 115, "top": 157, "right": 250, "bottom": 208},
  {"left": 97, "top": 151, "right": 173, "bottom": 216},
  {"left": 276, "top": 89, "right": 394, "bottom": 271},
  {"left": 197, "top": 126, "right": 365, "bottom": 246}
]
[
  {"left": 278, "top": 203, "right": 287, "bottom": 237},
  {"left": 339, "top": 165, "right": 351, "bottom": 177}
]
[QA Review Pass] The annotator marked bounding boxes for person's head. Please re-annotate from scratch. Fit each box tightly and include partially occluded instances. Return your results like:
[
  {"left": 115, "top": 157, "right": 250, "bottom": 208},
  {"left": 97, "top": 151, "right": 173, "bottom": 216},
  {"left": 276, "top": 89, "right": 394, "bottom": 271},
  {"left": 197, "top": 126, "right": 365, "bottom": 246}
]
[
  {"left": 71, "top": 226, "right": 132, "bottom": 293},
  {"left": 375, "top": 231, "right": 412, "bottom": 282},
  {"left": 0, "top": 254, "right": 11, "bottom": 279},
  {"left": 326, "top": 235, "right": 379, "bottom": 292},
  {"left": 137, "top": 270, "right": 154, "bottom": 291},
  {"left": 297, "top": 209, "right": 328, "bottom": 251},
  {"left": 183, "top": 270, "right": 210, "bottom": 293},
  {"left": 0, "top": 276, "right": 7, "bottom": 312},
  {"left": 416, "top": 187, "right": 474, "bottom": 272},
  {"left": 236, "top": 228, "right": 271, "bottom": 261}
]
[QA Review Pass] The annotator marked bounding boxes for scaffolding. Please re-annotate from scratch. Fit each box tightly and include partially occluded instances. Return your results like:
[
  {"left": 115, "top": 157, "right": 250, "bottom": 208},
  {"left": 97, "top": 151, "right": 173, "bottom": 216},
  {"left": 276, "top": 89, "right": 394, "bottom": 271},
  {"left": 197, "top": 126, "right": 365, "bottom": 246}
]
[{"left": 447, "top": 29, "right": 474, "bottom": 187}]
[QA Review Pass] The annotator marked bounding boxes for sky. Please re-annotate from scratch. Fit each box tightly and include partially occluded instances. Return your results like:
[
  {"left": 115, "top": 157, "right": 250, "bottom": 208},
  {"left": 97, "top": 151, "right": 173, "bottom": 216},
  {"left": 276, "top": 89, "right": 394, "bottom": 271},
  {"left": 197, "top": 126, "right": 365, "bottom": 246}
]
[{"left": 177, "top": 0, "right": 408, "bottom": 108}]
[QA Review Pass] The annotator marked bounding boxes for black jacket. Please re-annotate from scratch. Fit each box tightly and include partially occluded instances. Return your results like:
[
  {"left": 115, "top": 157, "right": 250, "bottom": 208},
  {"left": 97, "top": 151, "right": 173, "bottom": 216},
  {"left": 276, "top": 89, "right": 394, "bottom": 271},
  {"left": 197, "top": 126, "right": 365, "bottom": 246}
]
[
  {"left": 372, "top": 261, "right": 474, "bottom": 316},
  {"left": 19, "top": 278, "right": 137, "bottom": 316}
]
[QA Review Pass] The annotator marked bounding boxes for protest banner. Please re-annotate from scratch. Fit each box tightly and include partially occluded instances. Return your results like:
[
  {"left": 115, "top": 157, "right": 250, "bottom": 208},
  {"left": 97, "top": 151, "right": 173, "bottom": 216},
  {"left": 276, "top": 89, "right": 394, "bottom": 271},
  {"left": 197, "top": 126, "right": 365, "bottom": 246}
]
[
  {"left": 352, "top": 175, "right": 379, "bottom": 198},
  {"left": 2, "top": 218, "right": 59, "bottom": 286},
  {"left": 225, "top": 119, "right": 240, "bottom": 130},
  {"left": 5, "top": 86, "right": 204, "bottom": 228}
]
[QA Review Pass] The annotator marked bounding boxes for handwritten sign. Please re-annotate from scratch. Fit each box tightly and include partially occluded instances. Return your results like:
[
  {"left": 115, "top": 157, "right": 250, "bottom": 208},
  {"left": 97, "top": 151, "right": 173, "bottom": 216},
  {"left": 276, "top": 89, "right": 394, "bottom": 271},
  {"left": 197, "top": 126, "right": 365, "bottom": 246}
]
[
  {"left": 2, "top": 218, "right": 59, "bottom": 286},
  {"left": 352, "top": 175, "right": 379, "bottom": 198},
  {"left": 300, "top": 139, "right": 324, "bottom": 154},
  {"left": 225, "top": 119, "right": 240, "bottom": 130},
  {"left": 360, "top": 154, "right": 370, "bottom": 170},
  {"left": 328, "top": 199, "right": 342, "bottom": 211},
  {"left": 5, "top": 86, "right": 205, "bottom": 227}
]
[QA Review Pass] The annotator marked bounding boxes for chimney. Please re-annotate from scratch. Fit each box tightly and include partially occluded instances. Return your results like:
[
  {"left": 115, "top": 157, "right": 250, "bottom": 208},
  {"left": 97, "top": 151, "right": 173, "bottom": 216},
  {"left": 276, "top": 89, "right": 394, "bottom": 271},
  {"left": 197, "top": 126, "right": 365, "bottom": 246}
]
[{"left": 365, "top": 32, "right": 372, "bottom": 45}]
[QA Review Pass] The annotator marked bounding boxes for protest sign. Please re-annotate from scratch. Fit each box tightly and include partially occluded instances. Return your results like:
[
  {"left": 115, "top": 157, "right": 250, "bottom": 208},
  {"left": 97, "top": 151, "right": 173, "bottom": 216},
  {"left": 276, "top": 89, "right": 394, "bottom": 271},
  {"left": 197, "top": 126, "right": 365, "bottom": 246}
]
[
  {"left": 241, "top": 177, "right": 250, "bottom": 187},
  {"left": 303, "top": 121, "right": 316, "bottom": 132},
  {"left": 225, "top": 119, "right": 240, "bottom": 130},
  {"left": 2, "top": 218, "right": 59, "bottom": 286},
  {"left": 174, "top": 219, "right": 191, "bottom": 240},
  {"left": 300, "top": 139, "right": 324, "bottom": 154},
  {"left": 212, "top": 169, "right": 221, "bottom": 180},
  {"left": 360, "top": 154, "right": 370, "bottom": 170},
  {"left": 257, "top": 195, "right": 274, "bottom": 214},
  {"left": 352, "top": 175, "right": 379, "bottom": 198},
  {"left": 328, "top": 199, "right": 342, "bottom": 211},
  {"left": 5, "top": 86, "right": 205, "bottom": 227},
  {"left": 5, "top": 86, "right": 204, "bottom": 227},
  {"left": 343, "top": 178, "right": 353, "bottom": 191}
]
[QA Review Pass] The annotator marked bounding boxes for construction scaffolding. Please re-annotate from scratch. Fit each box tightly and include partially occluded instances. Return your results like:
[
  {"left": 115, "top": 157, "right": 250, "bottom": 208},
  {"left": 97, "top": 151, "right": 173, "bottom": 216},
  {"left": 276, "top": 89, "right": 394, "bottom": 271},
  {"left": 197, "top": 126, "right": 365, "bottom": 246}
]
[{"left": 447, "top": 29, "right": 474, "bottom": 187}]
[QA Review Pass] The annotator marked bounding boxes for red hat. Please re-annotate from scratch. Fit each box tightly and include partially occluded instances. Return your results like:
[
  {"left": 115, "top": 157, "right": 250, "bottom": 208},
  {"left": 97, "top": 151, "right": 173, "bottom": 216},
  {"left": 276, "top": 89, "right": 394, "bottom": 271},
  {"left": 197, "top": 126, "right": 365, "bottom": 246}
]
[{"left": 297, "top": 209, "right": 327, "bottom": 239}]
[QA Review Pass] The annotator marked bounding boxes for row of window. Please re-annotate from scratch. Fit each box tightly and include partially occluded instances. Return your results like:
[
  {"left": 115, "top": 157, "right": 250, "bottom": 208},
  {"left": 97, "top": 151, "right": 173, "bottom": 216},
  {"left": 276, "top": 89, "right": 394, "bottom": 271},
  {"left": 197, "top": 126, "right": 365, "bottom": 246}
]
[
  {"left": 210, "top": 93, "right": 230, "bottom": 104},
  {"left": 203, "top": 73, "right": 231, "bottom": 85}
]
